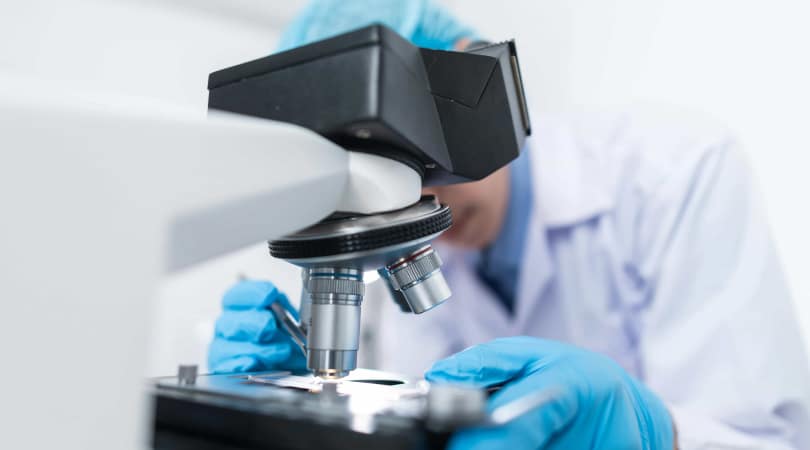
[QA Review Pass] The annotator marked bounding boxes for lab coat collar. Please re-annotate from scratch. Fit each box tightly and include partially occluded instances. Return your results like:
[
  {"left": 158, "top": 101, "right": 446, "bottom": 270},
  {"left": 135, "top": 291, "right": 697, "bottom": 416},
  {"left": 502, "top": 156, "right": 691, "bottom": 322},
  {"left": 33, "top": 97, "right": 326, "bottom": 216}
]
[
  {"left": 436, "top": 117, "right": 617, "bottom": 334},
  {"left": 513, "top": 204, "right": 555, "bottom": 331},
  {"left": 530, "top": 117, "right": 616, "bottom": 228},
  {"left": 512, "top": 121, "right": 616, "bottom": 328}
]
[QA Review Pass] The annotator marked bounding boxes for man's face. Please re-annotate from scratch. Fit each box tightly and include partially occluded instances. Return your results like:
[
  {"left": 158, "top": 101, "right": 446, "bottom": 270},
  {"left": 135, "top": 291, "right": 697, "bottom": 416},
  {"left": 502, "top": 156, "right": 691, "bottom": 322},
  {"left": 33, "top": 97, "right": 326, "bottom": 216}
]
[{"left": 422, "top": 166, "right": 510, "bottom": 250}]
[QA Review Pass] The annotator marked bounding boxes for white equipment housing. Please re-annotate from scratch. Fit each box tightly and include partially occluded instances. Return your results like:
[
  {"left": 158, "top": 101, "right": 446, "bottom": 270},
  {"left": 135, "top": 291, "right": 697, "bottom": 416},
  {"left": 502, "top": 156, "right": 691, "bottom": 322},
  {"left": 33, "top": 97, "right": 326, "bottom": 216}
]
[{"left": 0, "top": 81, "right": 420, "bottom": 449}]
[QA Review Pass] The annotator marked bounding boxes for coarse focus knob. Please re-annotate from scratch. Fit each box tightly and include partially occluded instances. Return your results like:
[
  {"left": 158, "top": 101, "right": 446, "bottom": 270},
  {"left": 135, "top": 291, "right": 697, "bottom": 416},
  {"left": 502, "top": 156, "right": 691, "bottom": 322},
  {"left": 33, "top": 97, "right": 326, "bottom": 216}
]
[{"left": 381, "top": 246, "right": 451, "bottom": 314}]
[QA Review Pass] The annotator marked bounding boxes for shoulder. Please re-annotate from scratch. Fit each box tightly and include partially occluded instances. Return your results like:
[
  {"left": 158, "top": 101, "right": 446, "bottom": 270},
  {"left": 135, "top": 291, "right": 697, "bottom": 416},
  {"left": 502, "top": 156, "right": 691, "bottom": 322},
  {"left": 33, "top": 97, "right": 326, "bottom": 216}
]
[{"left": 529, "top": 105, "right": 742, "bottom": 227}]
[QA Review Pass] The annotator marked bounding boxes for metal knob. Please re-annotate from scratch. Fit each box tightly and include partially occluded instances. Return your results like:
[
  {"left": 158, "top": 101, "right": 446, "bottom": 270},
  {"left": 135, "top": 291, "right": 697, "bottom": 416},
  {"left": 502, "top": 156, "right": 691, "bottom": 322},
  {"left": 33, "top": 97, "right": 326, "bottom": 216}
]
[
  {"left": 426, "top": 384, "right": 564, "bottom": 431},
  {"left": 299, "top": 269, "right": 312, "bottom": 335},
  {"left": 426, "top": 384, "right": 487, "bottom": 430},
  {"left": 380, "top": 246, "right": 451, "bottom": 314},
  {"left": 177, "top": 364, "right": 198, "bottom": 386}
]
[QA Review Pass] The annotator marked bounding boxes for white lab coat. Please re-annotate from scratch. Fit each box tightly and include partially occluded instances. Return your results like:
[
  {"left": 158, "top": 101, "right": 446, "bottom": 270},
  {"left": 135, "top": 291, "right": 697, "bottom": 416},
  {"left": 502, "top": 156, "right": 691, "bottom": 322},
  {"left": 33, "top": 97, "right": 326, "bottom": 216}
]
[{"left": 360, "top": 108, "right": 810, "bottom": 449}]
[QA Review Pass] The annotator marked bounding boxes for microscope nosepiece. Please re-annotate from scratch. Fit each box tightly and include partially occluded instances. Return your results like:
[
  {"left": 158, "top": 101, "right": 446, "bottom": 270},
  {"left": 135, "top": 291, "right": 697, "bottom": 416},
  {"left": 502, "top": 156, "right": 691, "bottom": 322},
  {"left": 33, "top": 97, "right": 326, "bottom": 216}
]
[{"left": 269, "top": 197, "right": 454, "bottom": 379}]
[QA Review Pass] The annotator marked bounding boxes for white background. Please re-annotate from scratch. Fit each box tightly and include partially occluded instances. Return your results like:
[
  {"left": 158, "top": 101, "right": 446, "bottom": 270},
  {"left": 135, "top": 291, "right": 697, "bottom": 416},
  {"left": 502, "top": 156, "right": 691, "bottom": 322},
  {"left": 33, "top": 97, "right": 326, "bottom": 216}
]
[{"left": 3, "top": 0, "right": 807, "bottom": 375}]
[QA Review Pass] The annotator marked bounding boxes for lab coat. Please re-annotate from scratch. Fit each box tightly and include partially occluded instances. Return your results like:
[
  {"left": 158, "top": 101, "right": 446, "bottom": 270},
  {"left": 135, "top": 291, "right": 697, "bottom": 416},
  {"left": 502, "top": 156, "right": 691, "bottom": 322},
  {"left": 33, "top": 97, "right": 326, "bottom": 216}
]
[{"left": 360, "top": 108, "right": 810, "bottom": 449}]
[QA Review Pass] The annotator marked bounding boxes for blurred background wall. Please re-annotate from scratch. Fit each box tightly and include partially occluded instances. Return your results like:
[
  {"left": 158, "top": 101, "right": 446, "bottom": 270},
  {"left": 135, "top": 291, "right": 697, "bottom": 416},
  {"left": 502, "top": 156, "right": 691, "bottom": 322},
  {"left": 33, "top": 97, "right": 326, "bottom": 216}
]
[{"left": 3, "top": 0, "right": 807, "bottom": 375}]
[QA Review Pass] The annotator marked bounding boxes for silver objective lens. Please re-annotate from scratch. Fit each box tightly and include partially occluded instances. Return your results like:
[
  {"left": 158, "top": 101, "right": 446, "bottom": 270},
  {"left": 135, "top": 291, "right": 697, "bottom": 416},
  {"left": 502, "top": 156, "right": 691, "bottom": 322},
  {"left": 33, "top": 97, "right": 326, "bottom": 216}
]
[
  {"left": 305, "top": 267, "right": 364, "bottom": 379},
  {"left": 380, "top": 246, "right": 451, "bottom": 314}
]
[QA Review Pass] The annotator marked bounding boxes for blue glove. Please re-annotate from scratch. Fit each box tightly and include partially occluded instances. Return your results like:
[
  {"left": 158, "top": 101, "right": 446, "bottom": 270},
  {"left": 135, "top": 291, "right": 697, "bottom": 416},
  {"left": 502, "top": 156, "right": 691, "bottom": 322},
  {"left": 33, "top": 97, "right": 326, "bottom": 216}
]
[
  {"left": 208, "top": 280, "right": 306, "bottom": 374},
  {"left": 426, "top": 337, "right": 674, "bottom": 450},
  {"left": 278, "top": 0, "right": 479, "bottom": 52}
]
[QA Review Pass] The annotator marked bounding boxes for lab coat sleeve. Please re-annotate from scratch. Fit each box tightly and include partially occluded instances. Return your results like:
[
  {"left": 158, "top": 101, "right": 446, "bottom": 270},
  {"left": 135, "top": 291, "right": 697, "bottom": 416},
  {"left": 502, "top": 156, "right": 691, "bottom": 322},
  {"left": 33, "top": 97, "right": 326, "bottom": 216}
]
[{"left": 633, "top": 135, "right": 810, "bottom": 449}]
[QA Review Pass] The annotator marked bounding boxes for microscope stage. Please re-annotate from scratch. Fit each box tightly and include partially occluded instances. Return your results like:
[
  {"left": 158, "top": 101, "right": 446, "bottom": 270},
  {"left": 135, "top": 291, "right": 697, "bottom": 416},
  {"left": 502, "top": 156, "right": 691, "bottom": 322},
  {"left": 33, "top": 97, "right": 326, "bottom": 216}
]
[{"left": 151, "top": 369, "right": 451, "bottom": 450}]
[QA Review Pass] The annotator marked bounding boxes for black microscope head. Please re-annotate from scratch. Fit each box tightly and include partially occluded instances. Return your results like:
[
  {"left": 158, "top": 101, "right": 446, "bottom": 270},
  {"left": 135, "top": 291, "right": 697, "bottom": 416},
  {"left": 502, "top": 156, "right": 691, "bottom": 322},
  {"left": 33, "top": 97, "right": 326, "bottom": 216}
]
[{"left": 208, "top": 24, "right": 531, "bottom": 185}]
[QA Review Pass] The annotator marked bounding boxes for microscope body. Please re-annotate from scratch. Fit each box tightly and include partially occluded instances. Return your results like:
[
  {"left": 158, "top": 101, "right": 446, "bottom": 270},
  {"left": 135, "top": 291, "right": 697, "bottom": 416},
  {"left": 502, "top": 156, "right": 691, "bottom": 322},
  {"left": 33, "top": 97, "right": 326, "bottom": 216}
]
[{"left": 208, "top": 24, "right": 531, "bottom": 378}]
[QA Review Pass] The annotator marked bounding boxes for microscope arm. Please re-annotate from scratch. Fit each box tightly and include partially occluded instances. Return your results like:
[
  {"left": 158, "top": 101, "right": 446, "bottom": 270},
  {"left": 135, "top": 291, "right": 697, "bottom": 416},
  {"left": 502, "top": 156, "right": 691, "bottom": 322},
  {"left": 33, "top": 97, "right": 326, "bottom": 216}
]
[
  {"left": 3, "top": 82, "right": 423, "bottom": 271},
  {"left": 165, "top": 111, "right": 422, "bottom": 271}
]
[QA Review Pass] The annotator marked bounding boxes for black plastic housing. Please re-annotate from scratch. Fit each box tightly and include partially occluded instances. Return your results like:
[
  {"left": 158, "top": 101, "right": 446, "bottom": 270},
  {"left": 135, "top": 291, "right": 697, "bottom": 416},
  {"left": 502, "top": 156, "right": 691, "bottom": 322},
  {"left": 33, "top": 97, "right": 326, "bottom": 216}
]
[{"left": 208, "top": 24, "right": 531, "bottom": 185}]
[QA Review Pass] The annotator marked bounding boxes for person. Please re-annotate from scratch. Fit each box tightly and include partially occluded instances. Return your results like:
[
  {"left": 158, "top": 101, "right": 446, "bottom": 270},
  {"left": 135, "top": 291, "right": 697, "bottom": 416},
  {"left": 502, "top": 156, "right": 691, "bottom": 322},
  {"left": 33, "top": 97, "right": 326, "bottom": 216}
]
[{"left": 208, "top": 1, "right": 810, "bottom": 448}]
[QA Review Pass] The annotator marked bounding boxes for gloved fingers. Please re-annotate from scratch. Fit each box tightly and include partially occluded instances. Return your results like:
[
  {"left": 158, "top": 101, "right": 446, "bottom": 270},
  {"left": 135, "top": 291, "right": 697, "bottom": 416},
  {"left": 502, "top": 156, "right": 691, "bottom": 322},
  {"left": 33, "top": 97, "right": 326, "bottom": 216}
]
[
  {"left": 447, "top": 415, "right": 560, "bottom": 450},
  {"left": 222, "top": 280, "right": 286, "bottom": 310},
  {"left": 208, "top": 338, "right": 295, "bottom": 373},
  {"left": 448, "top": 382, "right": 577, "bottom": 450},
  {"left": 425, "top": 336, "right": 559, "bottom": 387},
  {"left": 446, "top": 426, "right": 516, "bottom": 450},
  {"left": 209, "top": 355, "right": 261, "bottom": 374},
  {"left": 276, "top": 334, "right": 308, "bottom": 372},
  {"left": 491, "top": 381, "right": 577, "bottom": 432},
  {"left": 274, "top": 289, "right": 300, "bottom": 321},
  {"left": 214, "top": 309, "right": 279, "bottom": 343}
]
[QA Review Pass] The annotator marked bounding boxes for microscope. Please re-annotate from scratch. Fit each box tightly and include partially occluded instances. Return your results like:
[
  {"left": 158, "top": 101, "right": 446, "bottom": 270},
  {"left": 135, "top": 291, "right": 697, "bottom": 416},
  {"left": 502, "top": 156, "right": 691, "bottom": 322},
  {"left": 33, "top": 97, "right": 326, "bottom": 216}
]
[
  {"left": 151, "top": 24, "right": 531, "bottom": 449},
  {"left": 208, "top": 24, "right": 530, "bottom": 379}
]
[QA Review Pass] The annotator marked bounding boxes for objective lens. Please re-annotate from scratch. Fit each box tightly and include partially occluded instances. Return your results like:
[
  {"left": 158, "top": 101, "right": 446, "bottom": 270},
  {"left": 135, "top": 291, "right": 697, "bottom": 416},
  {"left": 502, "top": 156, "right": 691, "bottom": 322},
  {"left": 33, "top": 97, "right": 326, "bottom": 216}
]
[
  {"left": 380, "top": 246, "right": 451, "bottom": 314},
  {"left": 305, "top": 267, "right": 364, "bottom": 379}
]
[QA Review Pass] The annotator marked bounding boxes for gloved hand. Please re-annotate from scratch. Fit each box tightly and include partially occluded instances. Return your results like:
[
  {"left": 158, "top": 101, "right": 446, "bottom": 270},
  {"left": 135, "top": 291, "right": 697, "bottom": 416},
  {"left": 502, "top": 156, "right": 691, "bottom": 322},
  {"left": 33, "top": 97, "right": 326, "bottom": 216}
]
[
  {"left": 426, "top": 337, "right": 674, "bottom": 450},
  {"left": 278, "top": 0, "right": 479, "bottom": 52},
  {"left": 208, "top": 280, "right": 306, "bottom": 374}
]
